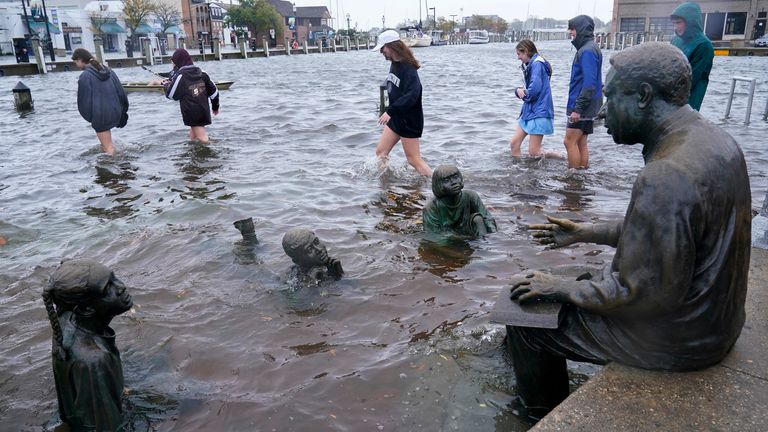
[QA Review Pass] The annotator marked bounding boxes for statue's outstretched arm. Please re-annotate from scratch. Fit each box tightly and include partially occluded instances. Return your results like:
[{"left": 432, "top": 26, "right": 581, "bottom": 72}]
[{"left": 529, "top": 215, "right": 622, "bottom": 248}]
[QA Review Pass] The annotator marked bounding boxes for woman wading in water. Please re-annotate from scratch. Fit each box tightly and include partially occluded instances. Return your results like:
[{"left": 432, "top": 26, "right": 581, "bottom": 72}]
[
  {"left": 72, "top": 48, "right": 129, "bottom": 155},
  {"left": 372, "top": 30, "right": 432, "bottom": 177}
]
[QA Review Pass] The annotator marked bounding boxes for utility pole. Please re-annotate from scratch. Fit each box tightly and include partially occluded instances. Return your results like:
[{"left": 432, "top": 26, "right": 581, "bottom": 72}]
[
  {"left": 450, "top": 14, "right": 457, "bottom": 33},
  {"left": 40, "top": 0, "right": 55, "bottom": 61}
]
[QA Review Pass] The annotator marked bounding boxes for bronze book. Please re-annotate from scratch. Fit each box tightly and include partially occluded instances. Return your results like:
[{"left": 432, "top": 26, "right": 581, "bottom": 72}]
[{"left": 490, "top": 289, "right": 564, "bottom": 329}]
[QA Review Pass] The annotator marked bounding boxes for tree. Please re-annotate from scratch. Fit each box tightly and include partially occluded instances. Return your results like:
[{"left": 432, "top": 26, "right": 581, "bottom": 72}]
[
  {"left": 492, "top": 18, "right": 508, "bottom": 34},
  {"left": 152, "top": 0, "right": 180, "bottom": 34},
  {"left": 435, "top": 16, "right": 454, "bottom": 34},
  {"left": 122, "top": 0, "right": 155, "bottom": 42},
  {"left": 225, "top": 0, "right": 282, "bottom": 40},
  {"left": 89, "top": 12, "right": 109, "bottom": 36}
]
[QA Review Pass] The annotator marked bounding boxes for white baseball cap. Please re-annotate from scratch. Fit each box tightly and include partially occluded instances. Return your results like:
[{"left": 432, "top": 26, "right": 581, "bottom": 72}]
[{"left": 371, "top": 29, "right": 400, "bottom": 51}]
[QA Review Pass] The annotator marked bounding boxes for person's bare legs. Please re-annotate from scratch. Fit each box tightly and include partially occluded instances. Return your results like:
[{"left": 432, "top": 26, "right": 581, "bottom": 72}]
[
  {"left": 528, "top": 134, "right": 545, "bottom": 157},
  {"left": 563, "top": 128, "right": 585, "bottom": 169},
  {"left": 401, "top": 137, "right": 432, "bottom": 176},
  {"left": 191, "top": 126, "right": 209, "bottom": 144},
  {"left": 577, "top": 134, "right": 589, "bottom": 169},
  {"left": 375, "top": 125, "right": 400, "bottom": 172},
  {"left": 96, "top": 130, "right": 115, "bottom": 155},
  {"left": 510, "top": 124, "right": 528, "bottom": 157}
]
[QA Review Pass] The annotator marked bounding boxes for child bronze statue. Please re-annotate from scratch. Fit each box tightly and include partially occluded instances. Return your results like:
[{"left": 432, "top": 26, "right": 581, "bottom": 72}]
[
  {"left": 422, "top": 164, "right": 497, "bottom": 237},
  {"left": 43, "top": 259, "right": 133, "bottom": 431}
]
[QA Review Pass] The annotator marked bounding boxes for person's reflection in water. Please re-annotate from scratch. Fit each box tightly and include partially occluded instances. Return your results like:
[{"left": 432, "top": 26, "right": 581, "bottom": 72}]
[
  {"left": 555, "top": 174, "right": 593, "bottom": 212},
  {"left": 85, "top": 156, "right": 140, "bottom": 219},
  {"left": 417, "top": 235, "right": 475, "bottom": 282},
  {"left": 173, "top": 142, "right": 231, "bottom": 200}
]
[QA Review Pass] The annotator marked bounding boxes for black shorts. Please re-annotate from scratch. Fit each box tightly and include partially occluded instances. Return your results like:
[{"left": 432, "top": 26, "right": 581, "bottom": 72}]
[
  {"left": 387, "top": 117, "right": 423, "bottom": 139},
  {"left": 566, "top": 119, "right": 594, "bottom": 135}
]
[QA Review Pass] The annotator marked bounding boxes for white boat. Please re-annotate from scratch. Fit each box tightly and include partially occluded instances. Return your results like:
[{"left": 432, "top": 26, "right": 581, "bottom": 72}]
[
  {"left": 412, "top": 33, "right": 433, "bottom": 47},
  {"left": 400, "top": 27, "right": 432, "bottom": 48},
  {"left": 429, "top": 29, "right": 448, "bottom": 46},
  {"left": 468, "top": 29, "right": 490, "bottom": 44}
]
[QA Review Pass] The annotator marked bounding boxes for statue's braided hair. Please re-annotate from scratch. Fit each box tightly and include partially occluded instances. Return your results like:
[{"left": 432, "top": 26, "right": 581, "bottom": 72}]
[{"left": 42, "top": 290, "right": 66, "bottom": 361}]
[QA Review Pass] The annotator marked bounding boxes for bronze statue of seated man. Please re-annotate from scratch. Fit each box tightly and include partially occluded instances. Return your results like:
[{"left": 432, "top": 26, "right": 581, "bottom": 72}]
[
  {"left": 422, "top": 164, "right": 497, "bottom": 237},
  {"left": 503, "top": 43, "right": 751, "bottom": 421},
  {"left": 43, "top": 259, "right": 134, "bottom": 431},
  {"left": 282, "top": 228, "right": 344, "bottom": 283}
]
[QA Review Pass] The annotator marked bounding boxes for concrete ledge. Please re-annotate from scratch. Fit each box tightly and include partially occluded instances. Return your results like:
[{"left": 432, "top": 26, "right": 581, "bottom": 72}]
[{"left": 532, "top": 247, "right": 768, "bottom": 431}]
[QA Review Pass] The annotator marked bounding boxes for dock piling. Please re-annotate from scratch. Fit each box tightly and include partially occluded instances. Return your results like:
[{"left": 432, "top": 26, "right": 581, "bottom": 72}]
[{"left": 724, "top": 76, "right": 757, "bottom": 125}]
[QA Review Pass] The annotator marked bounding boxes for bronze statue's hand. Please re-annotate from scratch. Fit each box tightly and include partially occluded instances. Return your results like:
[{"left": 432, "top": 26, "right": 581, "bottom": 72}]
[
  {"left": 326, "top": 258, "right": 344, "bottom": 279},
  {"left": 509, "top": 271, "right": 570, "bottom": 304},
  {"left": 528, "top": 215, "right": 585, "bottom": 248}
]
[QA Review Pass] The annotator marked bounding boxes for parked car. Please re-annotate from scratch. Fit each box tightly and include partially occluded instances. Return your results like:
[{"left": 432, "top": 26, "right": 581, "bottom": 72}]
[{"left": 753, "top": 35, "right": 768, "bottom": 47}]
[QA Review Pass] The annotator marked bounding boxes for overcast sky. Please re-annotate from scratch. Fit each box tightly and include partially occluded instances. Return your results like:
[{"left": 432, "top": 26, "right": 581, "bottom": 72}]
[{"left": 291, "top": 0, "right": 615, "bottom": 30}]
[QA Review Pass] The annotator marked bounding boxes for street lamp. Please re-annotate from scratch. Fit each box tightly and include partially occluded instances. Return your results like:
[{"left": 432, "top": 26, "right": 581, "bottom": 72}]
[
  {"left": 346, "top": 13, "right": 350, "bottom": 36},
  {"left": 428, "top": 7, "right": 435, "bottom": 29}
]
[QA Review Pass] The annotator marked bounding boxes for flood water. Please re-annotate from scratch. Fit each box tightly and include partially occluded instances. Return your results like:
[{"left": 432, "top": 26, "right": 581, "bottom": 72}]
[{"left": 1, "top": 40, "right": 767, "bottom": 431}]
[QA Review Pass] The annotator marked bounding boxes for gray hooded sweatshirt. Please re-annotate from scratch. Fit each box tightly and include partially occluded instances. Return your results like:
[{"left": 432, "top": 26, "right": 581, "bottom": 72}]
[{"left": 77, "top": 65, "right": 129, "bottom": 132}]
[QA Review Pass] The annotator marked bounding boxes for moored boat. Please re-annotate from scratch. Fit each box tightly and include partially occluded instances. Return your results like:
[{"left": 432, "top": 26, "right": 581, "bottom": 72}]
[
  {"left": 122, "top": 80, "right": 235, "bottom": 93},
  {"left": 468, "top": 29, "right": 490, "bottom": 44}
]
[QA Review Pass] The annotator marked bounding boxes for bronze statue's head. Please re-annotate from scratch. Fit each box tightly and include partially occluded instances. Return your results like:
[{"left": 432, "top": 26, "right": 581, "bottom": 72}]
[
  {"left": 282, "top": 228, "right": 330, "bottom": 268},
  {"left": 45, "top": 259, "right": 133, "bottom": 316},
  {"left": 604, "top": 42, "right": 691, "bottom": 144},
  {"left": 432, "top": 164, "right": 464, "bottom": 198}
]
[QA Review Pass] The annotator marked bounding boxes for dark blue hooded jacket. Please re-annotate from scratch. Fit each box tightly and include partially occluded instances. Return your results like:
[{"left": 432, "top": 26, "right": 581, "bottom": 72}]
[
  {"left": 384, "top": 61, "right": 424, "bottom": 138},
  {"left": 567, "top": 15, "right": 603, "bottom": 119},
  {"left": 77, "top": 65, "right": 129, "bottom": 132}
]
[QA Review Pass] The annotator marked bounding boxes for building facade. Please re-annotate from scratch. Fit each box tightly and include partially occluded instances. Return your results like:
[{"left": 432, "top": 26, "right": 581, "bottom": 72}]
[{"left": 612, "top": 0, "right": 768, "bottom": 41}]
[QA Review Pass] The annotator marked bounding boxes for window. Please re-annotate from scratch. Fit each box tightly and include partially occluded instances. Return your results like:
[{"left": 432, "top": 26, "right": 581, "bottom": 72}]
[
  {"left": 724, "top": 12, "right": 746, "bottom": 35},
  {"left": 649, "top": 17, "right": 674, "bottom": 35},
  {"left": 620, "top": 17, "right": 645, "bottom": 32}
]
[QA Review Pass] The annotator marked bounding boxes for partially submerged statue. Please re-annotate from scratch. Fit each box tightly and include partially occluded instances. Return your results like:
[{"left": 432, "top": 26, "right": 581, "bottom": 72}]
[
  {"left": 282, "top": 228, "right": 344, "bottom": 282},
  {"left": 43, "top": 259, "right": 134, "bottom": 431},
  {"left": 505, "top": 43, "right": 751, "bottom": 420},
  {"left": 422, "top": 164, "right": 497, "bottom": 237},
  {"left": 233, "top": 217, "right": 258, "bottom": 243}
]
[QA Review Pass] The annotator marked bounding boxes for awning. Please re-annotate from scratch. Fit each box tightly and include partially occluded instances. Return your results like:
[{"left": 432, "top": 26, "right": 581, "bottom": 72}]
[
  {"left": 100, "top": 22, "right": 126, "bottom": 33},
  {"left": 165, "top": 25, "right": 182, "bottom": 34},
  {"left": 134, "top": 23, "right": 154, "bottom": 34},
  {"left": 29, "top": 20, "right": 61, "bottom": 35}
]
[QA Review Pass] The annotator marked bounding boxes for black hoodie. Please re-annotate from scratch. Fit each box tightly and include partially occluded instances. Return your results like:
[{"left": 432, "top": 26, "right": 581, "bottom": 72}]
[
  {"left": 77, "top": 65, "right": 129, "bottom": 132},
  {"left": 164, "top": 65, "right": 220, "bottom": 127}
]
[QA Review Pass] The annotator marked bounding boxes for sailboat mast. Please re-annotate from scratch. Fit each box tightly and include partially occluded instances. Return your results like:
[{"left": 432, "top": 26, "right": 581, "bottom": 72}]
[{"left": 419, "top": 0, "right": 422, "bottom": 26}]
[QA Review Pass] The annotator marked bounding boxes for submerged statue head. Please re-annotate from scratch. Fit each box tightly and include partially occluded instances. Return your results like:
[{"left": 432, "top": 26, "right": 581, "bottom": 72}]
[
  {"left": 604, "top": 42, "right": 691, "bottom": 145},
  {"left": 282, "top": 228, "right": 344, "bottom": 279},
  {"left": 282, "top": 228, "right": 328, "bottom": 267},
  {"left": 42, "top": 259, "right": 133, "bottom": 431},
  {"left": 431, "top": 164, "right": 463, "bottom": 199}
]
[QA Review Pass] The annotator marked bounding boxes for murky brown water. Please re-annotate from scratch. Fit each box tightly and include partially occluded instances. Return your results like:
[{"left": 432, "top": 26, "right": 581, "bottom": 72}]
[{"left": 1, "top": 41, "right": 766, "bottom": 431}]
